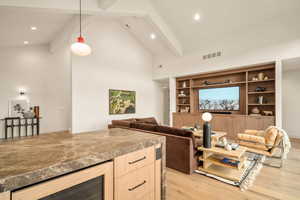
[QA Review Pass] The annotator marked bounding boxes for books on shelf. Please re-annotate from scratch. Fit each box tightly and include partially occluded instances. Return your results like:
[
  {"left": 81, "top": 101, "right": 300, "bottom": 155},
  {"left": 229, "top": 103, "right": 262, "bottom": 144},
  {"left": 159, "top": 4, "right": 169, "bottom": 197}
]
[{"left": 221, "top": 158, "right": 240, "bottom": 167}]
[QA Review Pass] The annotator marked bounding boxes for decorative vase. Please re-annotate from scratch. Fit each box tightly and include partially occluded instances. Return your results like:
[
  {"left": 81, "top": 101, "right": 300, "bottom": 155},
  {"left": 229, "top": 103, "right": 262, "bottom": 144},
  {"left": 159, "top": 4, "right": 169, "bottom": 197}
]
[
  {"left": 182, "top": 81, "right": 187, "bottom": 88},
  {"left": 251, "top": 107, "right": 260, "bottom": 114},
  {"left": 258, "top": 72, "right": 265, "bottom": 81},
  {"left": 225, "top": 144, "right": 232, "bottom": 151},
  {"left": 203, "top": 122, "right": 212, "bottom": 148},
  {"left": 34, "top": 106, "right": 40, "bottom": 118},
  {"left": 257, "top": 96, "right": 264, "bottom": 104}
]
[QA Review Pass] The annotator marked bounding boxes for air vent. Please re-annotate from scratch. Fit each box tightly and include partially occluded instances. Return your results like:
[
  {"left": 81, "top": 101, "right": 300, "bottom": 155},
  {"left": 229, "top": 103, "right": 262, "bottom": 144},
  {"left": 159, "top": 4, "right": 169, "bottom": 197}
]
[{"left": 203, "top": 51, "right": 222, "bottom": 60}]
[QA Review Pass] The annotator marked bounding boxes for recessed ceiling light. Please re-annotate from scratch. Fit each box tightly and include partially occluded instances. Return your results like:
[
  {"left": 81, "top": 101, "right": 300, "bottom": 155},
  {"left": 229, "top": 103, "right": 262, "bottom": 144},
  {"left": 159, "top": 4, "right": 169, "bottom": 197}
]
[
  {"left": 31, "top": 26, "right": 37, "bottom": 31},
  {"left": 150, "top": 33, "right": 156, "bottom": 40},
  {"left": 194, "top": 13, "right": 201, "bottom": 21},
  {"left": 24, "top": 41, "right": 29, "bottom": 45}
]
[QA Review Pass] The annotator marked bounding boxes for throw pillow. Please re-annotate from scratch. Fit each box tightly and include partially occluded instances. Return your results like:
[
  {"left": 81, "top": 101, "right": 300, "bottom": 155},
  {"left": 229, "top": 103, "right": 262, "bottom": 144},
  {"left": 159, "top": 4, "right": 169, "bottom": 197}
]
[
  {"left": 111, "top": 120, "right": 132, "bottom": 128},
  {"left": 130, "top": 122, "right": 157, "bottom": 132}
]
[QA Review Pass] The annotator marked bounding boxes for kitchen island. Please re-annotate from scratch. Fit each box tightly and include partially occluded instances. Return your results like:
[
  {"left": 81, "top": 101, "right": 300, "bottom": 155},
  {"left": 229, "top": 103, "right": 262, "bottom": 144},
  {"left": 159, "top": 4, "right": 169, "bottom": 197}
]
[{"left": 0, "top": 128, "right": 165, "bottom": 200}]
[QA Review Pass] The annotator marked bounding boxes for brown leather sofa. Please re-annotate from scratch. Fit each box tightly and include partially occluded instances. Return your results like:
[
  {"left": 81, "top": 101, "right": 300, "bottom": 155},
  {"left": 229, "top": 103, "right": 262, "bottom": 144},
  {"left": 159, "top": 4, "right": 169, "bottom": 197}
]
[{"left": 108, "top": 117, "right": 199, "bottom": 174}]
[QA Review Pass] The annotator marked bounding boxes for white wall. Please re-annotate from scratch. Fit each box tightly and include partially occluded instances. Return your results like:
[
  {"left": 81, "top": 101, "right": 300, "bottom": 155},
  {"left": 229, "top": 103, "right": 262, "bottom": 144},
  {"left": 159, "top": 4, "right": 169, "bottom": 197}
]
[
  {"left": 72, "top": 19, "right": 164, "bottom": 133},
  {"left": 283, "top": 69, "right": 300, "bottom": 138},
  {"left": 0, "top": 45, "right": 71, "bottom": 138}
]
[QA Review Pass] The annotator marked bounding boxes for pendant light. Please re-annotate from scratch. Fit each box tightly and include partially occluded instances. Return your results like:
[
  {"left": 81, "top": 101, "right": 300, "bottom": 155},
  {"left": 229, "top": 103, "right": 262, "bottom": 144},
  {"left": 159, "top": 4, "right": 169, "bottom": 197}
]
[{"left": 71, "top": 0, "right": 92, "bottom": 56}]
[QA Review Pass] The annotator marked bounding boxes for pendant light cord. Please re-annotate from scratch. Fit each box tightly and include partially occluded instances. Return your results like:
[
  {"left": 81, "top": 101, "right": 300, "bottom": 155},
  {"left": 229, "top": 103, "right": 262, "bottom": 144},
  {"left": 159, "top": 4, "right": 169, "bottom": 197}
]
[{"left": 79, "top": 0, "right": 82, "bottom": 37}]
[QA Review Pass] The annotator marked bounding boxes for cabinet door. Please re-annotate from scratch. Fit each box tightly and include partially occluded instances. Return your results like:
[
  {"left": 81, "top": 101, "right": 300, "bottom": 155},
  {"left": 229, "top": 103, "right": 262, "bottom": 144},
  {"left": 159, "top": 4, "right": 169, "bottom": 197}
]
[
  {"left": 173, "top": 114, "right": 201, "bottom": 128},
  {"left": 246, "top": 116, "right": 263, "bottom": 130},
  {"left": 262, "top": 117, "right": 275, "bottom": 129},
  {"left": 246, "top": 116, "right": 275, "bottom": 130},
  {"left": 231, "top": 115, "right": 246, "bottom": 138},
  {"left": 0, "top": 192, "right": 10, "bottom": 200},
  {"left": 211, "top": 115, "right": 226, "bottom": 132}
]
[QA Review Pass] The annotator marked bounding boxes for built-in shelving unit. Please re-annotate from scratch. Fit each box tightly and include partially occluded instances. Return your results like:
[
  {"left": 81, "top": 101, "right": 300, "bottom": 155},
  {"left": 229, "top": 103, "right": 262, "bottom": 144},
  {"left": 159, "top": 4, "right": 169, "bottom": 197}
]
[{"left": 176, "top": 63, "right": 276, "bottom": 117}]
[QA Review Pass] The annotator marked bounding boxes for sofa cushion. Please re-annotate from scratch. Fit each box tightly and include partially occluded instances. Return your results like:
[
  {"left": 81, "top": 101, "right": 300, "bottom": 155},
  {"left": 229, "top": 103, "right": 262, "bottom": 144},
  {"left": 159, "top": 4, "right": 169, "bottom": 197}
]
[
  {"left": 265, "top": 127, "right": 278, "bottom": 148},
  {"left": 130, "top": 122, "right": 157, "bottom": 132},
  {"left": 111, "top": 120, "right": 132, "bottom": 128},
  {"left": 156, "top": 125, "right": 197, "bottom": 148},
  {"left": 135, "top": 117, "right": 158, "bottom": 125},
  {"left": 156, "top": 125, "right": 191, "bottom": 137}
]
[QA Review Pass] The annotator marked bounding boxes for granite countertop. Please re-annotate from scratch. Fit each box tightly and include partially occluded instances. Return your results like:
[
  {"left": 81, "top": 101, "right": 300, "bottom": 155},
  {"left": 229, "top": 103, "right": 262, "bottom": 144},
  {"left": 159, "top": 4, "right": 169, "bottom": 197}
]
[{"left": 0, "top": 128, "right": 165, "bottom": 193}]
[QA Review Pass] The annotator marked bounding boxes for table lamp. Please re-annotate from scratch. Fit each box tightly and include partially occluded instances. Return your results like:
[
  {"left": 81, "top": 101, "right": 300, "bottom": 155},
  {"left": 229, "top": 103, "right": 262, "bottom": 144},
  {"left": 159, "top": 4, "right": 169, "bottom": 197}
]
[{"left": 202, "top": 112, "right": 212, "bottom": 148}]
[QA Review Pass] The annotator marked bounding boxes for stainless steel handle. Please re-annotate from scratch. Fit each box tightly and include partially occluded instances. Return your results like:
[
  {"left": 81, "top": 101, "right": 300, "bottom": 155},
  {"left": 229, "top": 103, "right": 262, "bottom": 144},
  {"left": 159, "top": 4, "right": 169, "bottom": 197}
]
[
  {"left": 128, "top": 156, "right": 146, "bottom": 165},
  {"left": 128, "top": 180, "right": 146, "bottom": 191}
]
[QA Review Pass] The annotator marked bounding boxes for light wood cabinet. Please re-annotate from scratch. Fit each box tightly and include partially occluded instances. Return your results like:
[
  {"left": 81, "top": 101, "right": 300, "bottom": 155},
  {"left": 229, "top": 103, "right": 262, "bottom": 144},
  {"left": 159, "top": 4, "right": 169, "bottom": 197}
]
[
  {"left": 115, "top": 164, "right": 155, "bottom": 200},
  {"left": 173, "top": 113, "right": 275, "bottom": 139},
  {"left": 3, "top": 146, "right": 162, "bottom": 200},
  {"left": 114, "top": 146, "right": 161, "bottom": 200},
  {"left": 0, "top": 192, "right": 10, "bottom": 200},
  {"left": 114, "top": 147, "right": 155, "bottom": 178}
]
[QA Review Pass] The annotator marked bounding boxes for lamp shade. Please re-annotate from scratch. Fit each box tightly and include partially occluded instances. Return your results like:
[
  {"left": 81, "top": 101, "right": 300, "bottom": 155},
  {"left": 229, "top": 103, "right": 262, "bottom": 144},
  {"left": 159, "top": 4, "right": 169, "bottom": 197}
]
[
  {"left": 202, "top": 112, "right": 212, "bottom": 122},
  {"left": 71, "top": 37, "right": 91, "bottom": 56}
]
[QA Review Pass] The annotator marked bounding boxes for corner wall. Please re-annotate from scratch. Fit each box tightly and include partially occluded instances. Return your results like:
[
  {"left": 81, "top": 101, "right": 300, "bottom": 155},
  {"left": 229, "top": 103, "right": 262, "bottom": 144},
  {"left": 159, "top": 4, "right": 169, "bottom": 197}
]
[
  {"left": 0, "top": 45, "right": 71, "bottom": 138},
  {"left": 283, "top": 69, "right": 300, "bottom": 138},
  {"left": 71, "top": 19, "right": 164, "bottom": 133}
]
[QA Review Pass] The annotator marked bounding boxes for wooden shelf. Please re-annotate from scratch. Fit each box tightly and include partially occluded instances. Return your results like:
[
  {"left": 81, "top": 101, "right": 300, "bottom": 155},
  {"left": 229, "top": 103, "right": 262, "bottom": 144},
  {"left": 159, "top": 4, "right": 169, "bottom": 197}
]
[
  {"left": 176, "top": 63, "right": 276, "bottom": 117},
  {"left": 248, "top": 104, "right": 275, "bottom": 106},
  {"left": 177, "top": 96, "right": 190, "bottom": 98},
  {"left": 198, "top": 156, "right": 237, "bottom": 169},
  {"left": 248, "top": 91, "right": 275, "bottom": 94},
  {"left": 248, "top": 79, "right": 275, "bottom": 83},
  {"left": 192, "top": 81, "right": 246, "bottom": 89}
]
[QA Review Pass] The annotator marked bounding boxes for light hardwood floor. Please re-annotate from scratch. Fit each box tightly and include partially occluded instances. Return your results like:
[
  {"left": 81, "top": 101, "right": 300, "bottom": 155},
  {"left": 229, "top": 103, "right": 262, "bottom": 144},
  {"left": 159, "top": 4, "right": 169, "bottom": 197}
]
[{"left": 166, "top": 139, "right": 300, "bottom": 200}]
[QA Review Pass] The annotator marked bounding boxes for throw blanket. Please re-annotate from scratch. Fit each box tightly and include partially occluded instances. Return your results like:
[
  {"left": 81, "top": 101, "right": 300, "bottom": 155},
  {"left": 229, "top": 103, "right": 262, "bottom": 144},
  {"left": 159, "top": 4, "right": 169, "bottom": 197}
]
[{"left": 265, "top": 126, "right": 291, "bottom": 159}]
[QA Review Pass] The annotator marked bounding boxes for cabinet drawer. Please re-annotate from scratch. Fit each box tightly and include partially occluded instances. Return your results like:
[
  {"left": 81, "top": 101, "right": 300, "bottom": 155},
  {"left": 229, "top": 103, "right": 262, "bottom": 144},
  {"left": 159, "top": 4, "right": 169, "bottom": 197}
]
[
  {"left": 115, "top": 146, "right": 155, "bottom": 177},
  {"left": 139, "top": 192, "right": 154, "bottom": 200},
  {"left": 115, "top": 164, "right": 155, "bottom": 200}
]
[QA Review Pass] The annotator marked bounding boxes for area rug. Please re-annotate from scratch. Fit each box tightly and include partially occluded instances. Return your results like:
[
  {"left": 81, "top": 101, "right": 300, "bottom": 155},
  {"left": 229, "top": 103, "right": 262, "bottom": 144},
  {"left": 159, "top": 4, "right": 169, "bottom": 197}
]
[{"left": 195, "top": 153, "right": 265, "bottom": 191}]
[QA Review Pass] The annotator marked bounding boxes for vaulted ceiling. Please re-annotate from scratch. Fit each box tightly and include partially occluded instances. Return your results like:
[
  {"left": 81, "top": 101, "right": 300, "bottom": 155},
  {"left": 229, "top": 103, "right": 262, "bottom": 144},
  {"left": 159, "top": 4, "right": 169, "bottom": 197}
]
[
  {"left": 151, "top": 0, "right": 300, "bottom": 54},
  {"left": 1, "top": 0, "right": 300, "bottom": 58}
]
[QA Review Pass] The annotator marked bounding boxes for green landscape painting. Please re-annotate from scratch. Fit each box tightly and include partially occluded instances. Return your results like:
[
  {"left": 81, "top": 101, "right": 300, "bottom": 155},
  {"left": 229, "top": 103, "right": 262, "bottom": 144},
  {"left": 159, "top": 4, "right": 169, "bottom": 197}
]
[{"left": 109, "top": 89, "right": 136, "bottom": 114}]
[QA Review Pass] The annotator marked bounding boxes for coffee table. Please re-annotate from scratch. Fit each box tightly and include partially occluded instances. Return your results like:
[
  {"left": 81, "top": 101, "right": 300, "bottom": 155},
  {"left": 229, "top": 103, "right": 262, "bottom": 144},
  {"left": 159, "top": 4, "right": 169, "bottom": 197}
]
[{"left": 197, "top": 146, "right": 248, "bottom": 181}]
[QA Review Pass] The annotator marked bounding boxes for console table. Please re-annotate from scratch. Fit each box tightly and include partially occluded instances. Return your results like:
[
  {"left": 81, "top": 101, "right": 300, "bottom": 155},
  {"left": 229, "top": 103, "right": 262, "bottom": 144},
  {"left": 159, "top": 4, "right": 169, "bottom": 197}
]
[{"left": 1, "top": 117, "right": 40, "bottom": 139}]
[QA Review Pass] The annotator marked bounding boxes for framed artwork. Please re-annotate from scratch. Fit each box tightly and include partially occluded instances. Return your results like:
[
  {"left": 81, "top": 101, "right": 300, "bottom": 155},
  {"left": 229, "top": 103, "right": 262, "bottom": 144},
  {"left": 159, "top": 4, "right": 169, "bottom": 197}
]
[
  {"left": 109, "top": 89, "right": 136, "bottom": 115},
  {"left": 9, "top": 99, "right": 30, "bottom": 117}
]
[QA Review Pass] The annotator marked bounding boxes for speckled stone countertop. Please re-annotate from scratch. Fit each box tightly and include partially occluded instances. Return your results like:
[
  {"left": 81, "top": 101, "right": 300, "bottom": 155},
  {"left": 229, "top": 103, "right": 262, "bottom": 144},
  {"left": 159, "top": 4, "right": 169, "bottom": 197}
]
[{"left": 0, "top": 128, "right": 165, "bottom": 193}]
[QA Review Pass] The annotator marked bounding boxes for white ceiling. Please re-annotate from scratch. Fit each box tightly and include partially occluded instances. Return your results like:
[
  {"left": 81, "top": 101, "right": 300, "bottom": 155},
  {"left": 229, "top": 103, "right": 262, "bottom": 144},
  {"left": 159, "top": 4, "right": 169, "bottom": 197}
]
[
  {"left": 151, "top": 0, "right": 300, "bottom": 54},
  {"left": 1, "top": 1, "right": 300, "bottom": 58},
  {"left": 119, "top": 16, "right": 177, "bottom": 60},
  {"left": 0, "top": 7, "right": 75, "bottom": 47}
]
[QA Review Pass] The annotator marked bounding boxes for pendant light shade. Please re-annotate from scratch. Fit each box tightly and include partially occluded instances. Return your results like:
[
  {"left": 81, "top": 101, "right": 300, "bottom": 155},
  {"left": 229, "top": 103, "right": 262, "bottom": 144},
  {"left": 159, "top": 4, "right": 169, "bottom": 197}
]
[
  {"left": 71, "top": 0, "right": 92, "bottom": 56},
  {"left": 71, "top": 36, "right": 91, "bottom": 56}
]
